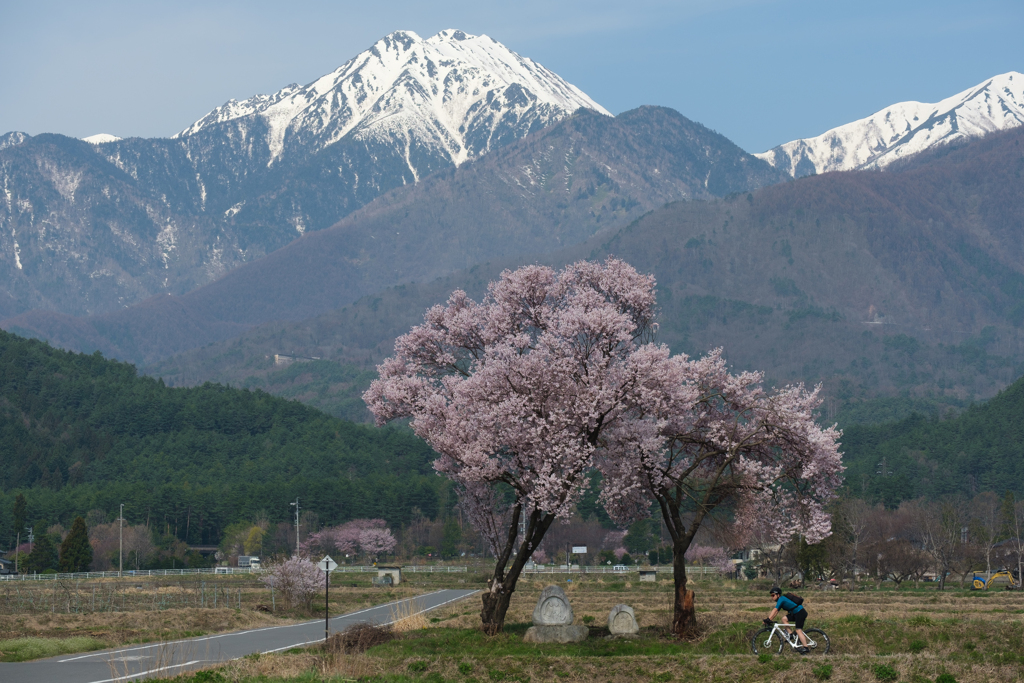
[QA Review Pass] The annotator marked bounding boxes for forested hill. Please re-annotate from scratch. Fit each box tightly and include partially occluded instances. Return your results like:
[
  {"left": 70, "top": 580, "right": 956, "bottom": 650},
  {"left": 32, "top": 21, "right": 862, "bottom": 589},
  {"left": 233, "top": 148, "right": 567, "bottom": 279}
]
[
  {"left": 0, "top": 330, "right": 441, "bottom": 547},
  {"left": 842, "top": 372, "right": 1024, "bottom": 507}
]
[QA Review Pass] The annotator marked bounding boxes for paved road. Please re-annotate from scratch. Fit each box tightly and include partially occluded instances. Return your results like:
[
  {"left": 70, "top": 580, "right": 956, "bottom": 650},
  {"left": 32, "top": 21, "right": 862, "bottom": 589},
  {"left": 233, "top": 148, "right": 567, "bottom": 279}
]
[{"left": 1, "top": 588, "right": 479, "bottom": 683}]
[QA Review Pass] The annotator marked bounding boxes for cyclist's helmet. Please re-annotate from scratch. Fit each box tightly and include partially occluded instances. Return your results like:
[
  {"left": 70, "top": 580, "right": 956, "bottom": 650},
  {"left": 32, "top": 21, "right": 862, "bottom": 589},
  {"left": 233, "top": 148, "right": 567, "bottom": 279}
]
[{"left": 769, "top": 586, "right": 781, "bottom": 596}]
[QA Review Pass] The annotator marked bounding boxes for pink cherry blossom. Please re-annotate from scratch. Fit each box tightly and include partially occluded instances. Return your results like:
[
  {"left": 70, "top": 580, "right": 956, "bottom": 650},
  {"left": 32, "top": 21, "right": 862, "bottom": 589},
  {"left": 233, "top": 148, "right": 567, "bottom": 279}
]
[
  {"left": 261, "top": 555, "right": 325, "bottom": 610},
  {"left": 364, "top": 258, "right": 843, "bottom": 636},
  {"left": 364, "top": 258, "right": 660, "bottom": 633}
]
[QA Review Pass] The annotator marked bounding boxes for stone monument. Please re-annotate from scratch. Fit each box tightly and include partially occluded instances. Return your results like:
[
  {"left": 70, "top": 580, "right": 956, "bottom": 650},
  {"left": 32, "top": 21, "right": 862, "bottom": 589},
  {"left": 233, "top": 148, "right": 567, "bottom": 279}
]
[
  {"left": 523, "top": 585, "right": 589, "bottom": 643},
  {"left": 607, "top": 604, "right": 640, "bottom": 638}
]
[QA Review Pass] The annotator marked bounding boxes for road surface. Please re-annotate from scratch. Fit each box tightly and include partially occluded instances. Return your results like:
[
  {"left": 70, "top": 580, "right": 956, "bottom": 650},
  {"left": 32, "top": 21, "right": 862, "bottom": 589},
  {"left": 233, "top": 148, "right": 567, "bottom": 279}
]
[{"left": 1, "top": 588, "right": 479, "bottom": 683}]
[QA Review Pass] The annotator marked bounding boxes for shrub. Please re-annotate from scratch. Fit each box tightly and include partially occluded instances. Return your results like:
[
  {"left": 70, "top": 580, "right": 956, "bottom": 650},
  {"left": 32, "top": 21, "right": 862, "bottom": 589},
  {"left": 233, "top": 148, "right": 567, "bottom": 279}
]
[
  {"left": 191, "top": 672, "right": 227, "bottom": 683},
  {"left": 408, "top": 661, "right": 429, "bottom": 672},
  {"left": 873, "top": 663, "right": 899, "bottom": 681},
  {"left": 907, "top": 639, "right": 927, "bottom": 653},
  {"left": 813, "top": 663, "right": 833, "bottom": 680},
  {"left": 757, "top": 653, "right": 773, "bottom": 664},
  {"left": 328, "top": 622, "right": 394, "bottom": 654},
  {"left": 935, "top": 675, "right": 957, "bottom": 683},
  {"left": 458, "top": 662, "right": 474, "bottom": 674}
]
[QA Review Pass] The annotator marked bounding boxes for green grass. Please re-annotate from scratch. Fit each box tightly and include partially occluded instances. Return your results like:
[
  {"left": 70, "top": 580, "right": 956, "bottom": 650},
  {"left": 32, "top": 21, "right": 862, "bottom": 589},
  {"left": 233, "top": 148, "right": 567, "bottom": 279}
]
[{"left": 0, "top": 636, "right": 108, "bottom": 662}]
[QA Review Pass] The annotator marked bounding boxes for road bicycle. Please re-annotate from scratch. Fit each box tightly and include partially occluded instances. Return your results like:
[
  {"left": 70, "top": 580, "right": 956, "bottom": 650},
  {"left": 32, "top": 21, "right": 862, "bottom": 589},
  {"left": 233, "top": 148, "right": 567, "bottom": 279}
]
[{"left": 750, "top": 620, "right": 830, "bottom": 655}]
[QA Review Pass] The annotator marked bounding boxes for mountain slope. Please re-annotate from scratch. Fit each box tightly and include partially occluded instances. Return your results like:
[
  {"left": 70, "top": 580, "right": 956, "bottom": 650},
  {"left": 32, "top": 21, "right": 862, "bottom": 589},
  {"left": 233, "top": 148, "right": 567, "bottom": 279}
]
[
  {"left": 0, "top": 328, "right": 442, "bottom": 544},
  {"left": 758, "top": 71, "right": 1024, "bottom": 177},
  {"left": 841, "top": 373, "right": 1024, "bottom": 506},
  {"left": 2, "top": 106, "right": 787, "bottom": 364},
  {"left": 0, "top": 30, "right": 607, "bottom": 317},
  {"left": 149, "top": 127, "right": 1024, "bottom": 420}
]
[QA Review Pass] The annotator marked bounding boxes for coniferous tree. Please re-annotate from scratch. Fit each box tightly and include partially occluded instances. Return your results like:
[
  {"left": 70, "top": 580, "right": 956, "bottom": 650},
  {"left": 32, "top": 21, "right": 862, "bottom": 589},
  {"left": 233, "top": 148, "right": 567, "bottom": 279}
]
[
  {"left": 25, "top": 523, "right": 58, "bottom": 573},
  {"left": 59, "top": 516, "right": 93, "bottom": 572}
]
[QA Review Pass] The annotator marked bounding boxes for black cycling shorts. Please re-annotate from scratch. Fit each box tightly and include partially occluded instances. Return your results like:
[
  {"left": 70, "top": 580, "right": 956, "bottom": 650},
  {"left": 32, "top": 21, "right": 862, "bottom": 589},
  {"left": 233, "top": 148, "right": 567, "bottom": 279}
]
[{"left": 789, "top": 608, "right": 807, "bottom": 630}]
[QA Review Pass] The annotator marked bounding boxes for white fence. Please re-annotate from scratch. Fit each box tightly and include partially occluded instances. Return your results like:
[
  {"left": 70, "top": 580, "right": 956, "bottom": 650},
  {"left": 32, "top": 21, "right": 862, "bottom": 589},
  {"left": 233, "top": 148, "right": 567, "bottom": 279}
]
[
  {"left": 0, "top": 563, "right": 727, "bottom": 582},
  {"left": 0, "top": 564, "right": 469, "bottom": 582},
  {"left": 523, "top": 565, "right": 721, "bottom": 575}
]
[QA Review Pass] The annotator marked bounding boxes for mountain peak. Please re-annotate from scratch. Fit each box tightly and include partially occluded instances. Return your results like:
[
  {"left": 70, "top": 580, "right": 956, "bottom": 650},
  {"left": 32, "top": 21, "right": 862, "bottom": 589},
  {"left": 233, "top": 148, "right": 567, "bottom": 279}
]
[
  {"left": 173, "top": 29, "right": 608, "bottom": 167},
  {"left": 758, "top": 71, "right": 1024, "bottom": 177}
]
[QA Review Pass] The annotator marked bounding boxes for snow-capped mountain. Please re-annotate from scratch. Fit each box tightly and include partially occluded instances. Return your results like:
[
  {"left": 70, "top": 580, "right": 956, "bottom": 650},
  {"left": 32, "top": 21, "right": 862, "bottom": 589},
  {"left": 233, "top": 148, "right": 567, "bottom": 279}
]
[
  {"left": 175, "top": 29, "right": 608, "bottom": 169},
  {"left": 0, "top": 29, "right": 620, "bottom": 318},
  {"left": 82, "top": 134, "right": 121, "bottom": 144},
  {"left": 757, "top": 71, "right": 1024, "bottom": 177}
]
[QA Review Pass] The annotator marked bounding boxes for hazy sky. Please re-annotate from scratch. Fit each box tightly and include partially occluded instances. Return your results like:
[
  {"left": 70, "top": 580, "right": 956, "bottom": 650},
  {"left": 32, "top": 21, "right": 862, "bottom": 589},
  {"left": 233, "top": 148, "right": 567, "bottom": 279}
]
[{"left": 2, "top": 0, "right": 1021, "bottom": 152}]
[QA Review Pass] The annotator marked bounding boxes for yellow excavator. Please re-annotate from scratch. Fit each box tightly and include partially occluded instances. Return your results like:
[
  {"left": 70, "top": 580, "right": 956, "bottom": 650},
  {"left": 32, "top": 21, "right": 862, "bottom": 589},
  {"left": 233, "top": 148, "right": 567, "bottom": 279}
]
[{"left": 972, "top": 569, "right": 1020, "bottom": 590}]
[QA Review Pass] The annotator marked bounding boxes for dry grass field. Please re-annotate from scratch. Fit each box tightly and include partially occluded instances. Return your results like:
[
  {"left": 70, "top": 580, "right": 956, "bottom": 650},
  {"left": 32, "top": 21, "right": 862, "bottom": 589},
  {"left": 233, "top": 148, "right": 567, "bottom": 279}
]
[
  {"left": 0, "top": 571, "right": 483, "bottom": 661},
  {"left": 132, "top": 574, "right": 1024, "bottom": 683},
  {"left": 5, "top": 573, "right": 1024, "bottom": 681}
]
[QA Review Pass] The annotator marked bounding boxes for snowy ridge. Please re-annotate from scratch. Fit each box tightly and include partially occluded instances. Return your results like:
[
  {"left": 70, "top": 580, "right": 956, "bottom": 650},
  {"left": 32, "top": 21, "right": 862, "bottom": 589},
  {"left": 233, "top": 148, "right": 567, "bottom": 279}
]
[
  {"left": 757, "top": 72, "right": 1024, "bottom": 177},
  {"left": 174, "top": 29, "right": 609, "bottom": 166},
  {"left": 83, "top": 134, "right": 122, "bottom": 144}
]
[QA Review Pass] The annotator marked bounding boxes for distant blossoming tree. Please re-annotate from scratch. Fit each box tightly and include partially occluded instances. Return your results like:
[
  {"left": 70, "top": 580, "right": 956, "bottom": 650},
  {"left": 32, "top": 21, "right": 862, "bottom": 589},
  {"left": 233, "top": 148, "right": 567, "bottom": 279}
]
[
  {"left": 364, "top": 259, "right": 662, "bottom": 634},
  {"left": 261, "top": 556, "right": 324, "bottom": 611},
  {"left": 597, "top": 349, "right": 844, "bottom": 636},
  {"left": 303, "top": 519, "right": 395, "bottom": 562},
  {"left": 684, "top": 545, "right": 733, "bottom": 574},
  {"left": 359, "top": 528, "right": 397, "bottom": 561}
]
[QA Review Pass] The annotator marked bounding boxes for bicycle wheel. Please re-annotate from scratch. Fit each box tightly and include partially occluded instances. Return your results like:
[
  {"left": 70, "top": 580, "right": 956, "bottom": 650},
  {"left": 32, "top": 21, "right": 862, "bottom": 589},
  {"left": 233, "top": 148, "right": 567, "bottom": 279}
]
[
  {"left": 751, "top": 627, "right": 784, "bottom": 655},
  {"left": 802, "top": 628, "right": 830, "bottom": 655}
]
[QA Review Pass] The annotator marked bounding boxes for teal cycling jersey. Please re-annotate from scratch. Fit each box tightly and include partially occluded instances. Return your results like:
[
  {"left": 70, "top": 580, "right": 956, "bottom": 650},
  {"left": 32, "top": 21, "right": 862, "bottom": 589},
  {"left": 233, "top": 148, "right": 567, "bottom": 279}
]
[{"left": 775, "top": 596, "right": 805, "bottom": 614}]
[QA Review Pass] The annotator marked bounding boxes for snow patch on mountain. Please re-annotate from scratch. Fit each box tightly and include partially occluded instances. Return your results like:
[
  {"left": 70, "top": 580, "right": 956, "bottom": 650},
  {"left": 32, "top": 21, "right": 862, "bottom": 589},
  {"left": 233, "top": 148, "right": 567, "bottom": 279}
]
[
  {"left": 757, "top": 72, "right": 1024, "bottom": 177},
  {"left": 83, "top": 134, "right": 122, "bottom": 144},
  {"left": 174, "top": 29, "right": 609, "bottom": 166}
]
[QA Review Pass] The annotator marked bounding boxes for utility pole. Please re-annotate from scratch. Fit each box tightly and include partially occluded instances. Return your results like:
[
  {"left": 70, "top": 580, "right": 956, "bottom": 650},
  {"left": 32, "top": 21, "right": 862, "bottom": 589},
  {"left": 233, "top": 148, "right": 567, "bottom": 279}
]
[
  {"left": 290, "top": 499, "right": 300, "bottom": 556},
  {"left": 119, "top": 503, "right": 124, "bottom": 578},
  {"left": 14, "top": 532, "right": 18, "bottom": 574}
]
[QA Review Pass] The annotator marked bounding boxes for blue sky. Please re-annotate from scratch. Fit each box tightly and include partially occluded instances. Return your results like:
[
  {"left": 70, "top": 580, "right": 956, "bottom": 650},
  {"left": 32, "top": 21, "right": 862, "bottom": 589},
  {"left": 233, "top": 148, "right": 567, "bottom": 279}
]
[{"left": 2, "top": 0, "right": 1020, "bottom": 152}]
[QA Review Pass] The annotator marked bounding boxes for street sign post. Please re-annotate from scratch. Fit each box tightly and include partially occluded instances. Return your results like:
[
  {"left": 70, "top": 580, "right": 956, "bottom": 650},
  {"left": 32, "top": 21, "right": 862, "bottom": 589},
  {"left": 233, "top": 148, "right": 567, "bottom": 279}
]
[{"left": 318, "top": 556, "right": 337, "bottom": 642}]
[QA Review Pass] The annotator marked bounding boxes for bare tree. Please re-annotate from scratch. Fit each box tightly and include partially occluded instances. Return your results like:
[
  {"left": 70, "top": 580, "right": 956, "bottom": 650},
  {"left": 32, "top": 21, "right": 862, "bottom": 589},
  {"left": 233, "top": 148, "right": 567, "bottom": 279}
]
[
  {"left": 920, "top": 497, "right": 972, "bottom": 590},
  {"left": 1004, "top": 499, "right": 1024, "bottom": 585},
  {"left": 844, "top": 499, "right": 873, "bottom": 583},
  {"left": 868, "top": 503, "right": 928, "bottom": 589},
  {"left": 972, "top": 492, "right": 1004, "bottom": 579}
]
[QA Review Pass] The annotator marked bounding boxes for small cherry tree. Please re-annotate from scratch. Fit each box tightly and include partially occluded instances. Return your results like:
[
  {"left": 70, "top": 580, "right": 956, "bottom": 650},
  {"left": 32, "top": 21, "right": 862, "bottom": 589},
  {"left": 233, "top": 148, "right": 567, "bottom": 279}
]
[
  {"left": 261, "top": 556, "right": 324, "bottom": 611},
  {"left": 364, "top": 259, "right": 660, "bottom": 633},
  {"left": 598, "top": 349, "right": 843, "bottom": 637}
]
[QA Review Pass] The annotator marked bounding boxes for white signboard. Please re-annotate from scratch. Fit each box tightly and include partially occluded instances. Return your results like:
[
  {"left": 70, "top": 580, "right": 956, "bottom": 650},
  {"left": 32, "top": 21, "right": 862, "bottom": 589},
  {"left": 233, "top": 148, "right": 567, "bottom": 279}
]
[
  {"left": 317, "top": 555, "right": 338, "bottom": 572},
  {"left": 571, "top": 546, "right": 587, "bottom": 554}
]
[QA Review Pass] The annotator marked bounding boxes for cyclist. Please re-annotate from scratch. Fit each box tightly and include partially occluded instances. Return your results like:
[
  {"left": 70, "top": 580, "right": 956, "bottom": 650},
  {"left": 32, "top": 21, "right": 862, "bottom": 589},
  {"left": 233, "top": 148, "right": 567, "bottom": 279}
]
[{"left": 765, "top": 586, "right": 809, "bottom": 653}]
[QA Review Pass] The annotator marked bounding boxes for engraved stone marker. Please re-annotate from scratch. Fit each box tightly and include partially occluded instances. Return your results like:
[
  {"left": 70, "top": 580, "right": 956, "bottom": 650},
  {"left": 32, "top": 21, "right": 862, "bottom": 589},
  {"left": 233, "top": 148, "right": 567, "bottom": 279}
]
[
  {"left": 532, "top": 585, "right": 574, "bottom": 625},
  {"left": 523, "top": 585, "right": 588, "bottom": 643},
  {"left": 608, "top": 604, "right": 639, "bottom": 636}
]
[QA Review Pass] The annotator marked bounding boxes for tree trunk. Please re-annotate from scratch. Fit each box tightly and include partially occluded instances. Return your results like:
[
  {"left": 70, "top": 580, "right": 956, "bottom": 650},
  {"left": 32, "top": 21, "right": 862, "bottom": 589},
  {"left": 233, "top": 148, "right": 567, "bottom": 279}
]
[
  {"left": 479, "top": 509, "right": 555, "bottom": 635},
  {"left": 480, "top": 589, "right": 513, "bottom": 636},
  {"left": 672, "top": 538, "right": 698, "bottom": 638}
]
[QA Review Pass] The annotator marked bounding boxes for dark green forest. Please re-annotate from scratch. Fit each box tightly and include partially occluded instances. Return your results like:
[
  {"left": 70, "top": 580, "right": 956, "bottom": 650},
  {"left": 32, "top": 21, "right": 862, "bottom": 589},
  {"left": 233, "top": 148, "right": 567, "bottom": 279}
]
[
  {"left": 0, "top": 330, "right": 442, "bottom": 549},
  {"left": 4, "top": 322, "right": 1024, "bottom": 560},
  {"left": 841, "top": 372, "right": 1024, "bottom": 507}
]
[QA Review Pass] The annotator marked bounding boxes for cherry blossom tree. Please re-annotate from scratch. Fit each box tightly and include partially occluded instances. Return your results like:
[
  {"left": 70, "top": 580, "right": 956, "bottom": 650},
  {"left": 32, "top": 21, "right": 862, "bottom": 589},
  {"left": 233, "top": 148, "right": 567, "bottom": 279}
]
[
  {"left": 598, "top": 349, "right": 843, "bottom": 637},
  {"left": 364, "top": 259, "right": 660, "bottom": 634},
  {"left": 359, "top": 528, "right": 397, "bottom": 561},
  {"left": 302, "top": 519, "right": 392, "bottom": 561},
  {"left": 685, "top": 545, "right": 733, "bottom": 573},
  {"left": 261, "top": 556, "right": 324, "bottom": 611}
]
